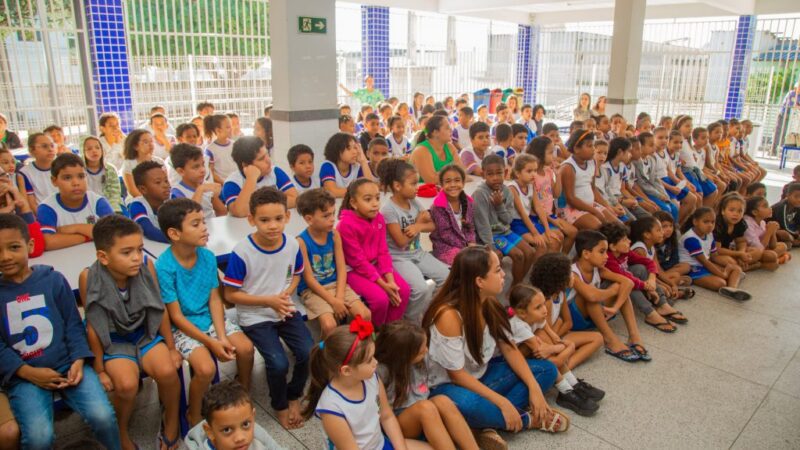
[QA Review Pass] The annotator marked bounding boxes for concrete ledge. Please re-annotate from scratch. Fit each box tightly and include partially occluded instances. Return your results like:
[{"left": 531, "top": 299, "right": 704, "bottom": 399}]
[
  {"left": 270, "top": 108, "right": 340, "bottom": 122},
  {"left": 606, "top": 97, "right": 639, "bottom": 105}
]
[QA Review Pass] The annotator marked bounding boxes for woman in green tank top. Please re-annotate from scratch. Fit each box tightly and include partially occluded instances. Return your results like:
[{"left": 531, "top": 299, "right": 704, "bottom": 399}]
[{"left": 410, "top": 115, "right": 465, "bottom": 184}]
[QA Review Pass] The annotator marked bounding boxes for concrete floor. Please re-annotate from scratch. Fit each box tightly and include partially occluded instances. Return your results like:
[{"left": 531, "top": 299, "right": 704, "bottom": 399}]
[{"left": 53, "top": 161, "right": 800, "bottom": 450}]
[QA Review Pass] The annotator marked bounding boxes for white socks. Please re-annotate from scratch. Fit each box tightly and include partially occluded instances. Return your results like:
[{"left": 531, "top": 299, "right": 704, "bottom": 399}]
[
  {"left": 564, "top": 371, "right": 579, "bottom": 386},
  {"left": 556, "top": 378, "right": 572, "bottom": 394}
]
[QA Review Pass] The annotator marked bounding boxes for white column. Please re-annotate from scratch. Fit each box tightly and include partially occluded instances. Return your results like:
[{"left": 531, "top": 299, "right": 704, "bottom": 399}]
[
  {"left": 269, "top": 0, "right": 339, "bottom": 169},
  {"left": 606, "top": 0, "right": 646, "bottom": 119}
]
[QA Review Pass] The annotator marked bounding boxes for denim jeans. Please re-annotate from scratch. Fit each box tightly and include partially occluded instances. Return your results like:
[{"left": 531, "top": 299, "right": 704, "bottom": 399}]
[
  {"left": 242, "top": 312, "right": 313, "bottom": 411},
  {"left": 429, "top": 357, "right": 558, "bottom": 430},
  {"left": 7, "top": 365, "right": 120, "bottom": 450}
]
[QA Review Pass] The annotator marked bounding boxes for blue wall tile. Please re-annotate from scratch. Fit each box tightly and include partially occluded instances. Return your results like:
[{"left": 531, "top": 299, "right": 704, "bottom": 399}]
[
  {"left": 361, "top": 6, "right": 390, "bottom": 98},
  {"left": 724, "top": 15, "right": 756, "bottom": 120}
]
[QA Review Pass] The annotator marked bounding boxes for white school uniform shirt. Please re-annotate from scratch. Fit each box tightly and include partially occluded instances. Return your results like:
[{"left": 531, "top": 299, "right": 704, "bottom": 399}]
[
  {"left": 18, "top": 162, "right": 57, "bottom": 202},
  {"left": 315, "top": 373, "right": 385, "bottom": 450},
  {"left": 631, "top": 241, "right": 656, "bottom": 262},
  {"left": 678, "top": 228, "right": 717, "bottom": 269},
  {"left": 459, "top": 146, "right": 483, "bottom": 174},
  {"left": 549, "top": 291, "right": 566, "bottom": 326},
  {"left": 680, "top": 140, "right": 699, "bottom": 170},
  {"left": 693, "top": 147, "right": 707, "bottom": 171},
  {"left": 86, "top": 166, "right": 113, "bottom": 198},
  {"left": 651, "top": 150, "right": 670, "bottom": 179},
  {"left": 667, "top": 151, "right": 682, "bottom": 174},
  {"left": 152, "top": 135, "right": 176, "bottom": 160},
  {"left": 99, "top": 136, "right": 124, "bottom": 169},
  {"left": 221, "top": 167, "right": 294, "bottom": 207},
  {"left": 128, "top": 197, "right": 158, "bottom": 227},
  {"left": 451, "top": 124, "right": 471, "bottom": 149},
  {"left": 386, "top": 133, "right": 411, "bottom": 156},
  {"left": 205, "top": 140, "right": 237, "bottom": 179},
  {"left": 707, "top": 144, "right": 720, "bottom": 170},
  {"left": 508, "top": 180, "right": 534, "bottom": 220},
  {"left": 170, "top": 181, "right": 216, "bottom": 220},
  {"left": 222, "top": 234, "right": 304, "bottom": 327},
  {"left": 603, "top": 161, "right": 625, "bottom": 198},
  {"left": 292, "top": 174, "right": 321, "bottom": 194},
  {"left": 37, "top": 191, "right": 113, "bottom": 234},
  {"left": 562, "top": 156, "right": 596, "bottom": 205},
  {"left": 566, "top": 263, "right": 601, "bottom": 304},
  {"left": 508, "top": 315, "right": 544, "bottom": 345},
  {"left": 319, "top": 160, "right": 363, "bottom": 189},
  {"left": 120, "top": 156, "right": 165, "bottom": 176}
]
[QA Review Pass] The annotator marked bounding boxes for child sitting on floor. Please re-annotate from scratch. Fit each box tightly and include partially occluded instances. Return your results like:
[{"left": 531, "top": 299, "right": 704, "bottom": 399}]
[
  {"left": 744, "top": 195, "right": 790, "bottom": 264},
  {"left": 428, "top": 164, "right": 476, "bottom": 266},
  {"left": 508, "top": 285, "right": 601, "bottom": 417}
]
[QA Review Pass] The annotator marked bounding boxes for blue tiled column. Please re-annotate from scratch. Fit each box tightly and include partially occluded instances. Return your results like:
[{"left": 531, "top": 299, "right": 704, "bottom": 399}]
[
  {"left": 724, "top": 15, "right": 757, "bottom": 120},
  {"left": 85, "top": 0, "right": 134, "bottom": 132},
  {"left": 361, "top": 6, "right": 390, "bottom": 98},
  {"left": 516, "top": 25, "right": 540, "bottom": 105}
]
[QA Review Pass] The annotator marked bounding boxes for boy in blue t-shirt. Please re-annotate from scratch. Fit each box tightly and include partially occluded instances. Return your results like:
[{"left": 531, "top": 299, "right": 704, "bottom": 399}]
[
  {"left": 37, "top": 153, "right": 113, "bottom": 251},
  {"left": 129, "top": 160, "right": 171, "bottom": 243},
  {"left": 0, "top": 213, "right": 120, "bottom": 449},
  {"left": 222, "top": 136, "right": 296, "bottom": 217},
  {"left": 155, "top": 198, "right": 254, "bottom": 427},
  {"left": 223, "top": 187, "right": 311, "bottom": 430},
  {"left": 80, "top": 215, "right": 182, "bottom": 450},
  {"left": 295, "top": 189, "right": 370, "bottom": 338}
]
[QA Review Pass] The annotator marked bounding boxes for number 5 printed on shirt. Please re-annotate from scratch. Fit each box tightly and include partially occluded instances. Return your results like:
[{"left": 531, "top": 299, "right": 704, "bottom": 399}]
[{"left": 6, "top": 294, "right": 54, "bottom": 358}]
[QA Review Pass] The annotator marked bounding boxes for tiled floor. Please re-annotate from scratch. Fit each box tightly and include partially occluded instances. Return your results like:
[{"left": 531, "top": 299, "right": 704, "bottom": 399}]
[{"left": 53, "top": 160, "right": 800, "bottom": 449}]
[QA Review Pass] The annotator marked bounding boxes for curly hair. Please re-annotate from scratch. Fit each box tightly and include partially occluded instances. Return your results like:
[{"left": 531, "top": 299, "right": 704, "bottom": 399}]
[{"left": 529, "top": 252, "right": 572, "bottom": 298}]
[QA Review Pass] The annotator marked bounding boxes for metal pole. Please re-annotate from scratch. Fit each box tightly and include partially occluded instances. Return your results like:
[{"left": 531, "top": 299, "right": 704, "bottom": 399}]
[
  {"left": 36, "top": 0, "right": 64, "bottom": 126},
  {"left": 73, "top": 0, "right": 98, "bottom": 135}
]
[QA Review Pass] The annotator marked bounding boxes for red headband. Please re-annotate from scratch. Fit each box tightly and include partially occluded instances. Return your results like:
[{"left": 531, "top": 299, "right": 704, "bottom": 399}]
[{"left": 342, "top": 315, "right": 374, "bottom": 366}]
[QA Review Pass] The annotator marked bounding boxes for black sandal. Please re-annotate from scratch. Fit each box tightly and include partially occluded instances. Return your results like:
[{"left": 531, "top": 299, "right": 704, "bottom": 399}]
[
  {"left": 663, "top": 311, "right": 688, "bottom": 324},
  {"left": 677, "top": 287, "right": 695, "bottom": 299},
  {"left": 628, "top": 343, "right": 652, "bottom": 362},
  {"left": 645, "top": 319, "right": 676, "bottom": 333}
]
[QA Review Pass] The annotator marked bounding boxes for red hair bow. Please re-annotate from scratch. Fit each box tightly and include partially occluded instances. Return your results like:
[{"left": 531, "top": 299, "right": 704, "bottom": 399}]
[
  {"left": 342, "top": 315, "right": 374, "bottom": 366},
  {"left": 349, "top": 315, "right": 374, "bottom": 340}
]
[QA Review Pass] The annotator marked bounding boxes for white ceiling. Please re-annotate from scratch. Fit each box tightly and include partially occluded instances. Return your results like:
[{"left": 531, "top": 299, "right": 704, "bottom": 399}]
[{"left": 354, "top": 0, "right": 799, "bottom": 24}]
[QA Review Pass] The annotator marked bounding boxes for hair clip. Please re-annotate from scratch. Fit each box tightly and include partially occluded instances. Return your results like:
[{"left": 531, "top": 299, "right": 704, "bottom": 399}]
[{"left": 318, "top": 341, "right": 325, "bottom": 350}]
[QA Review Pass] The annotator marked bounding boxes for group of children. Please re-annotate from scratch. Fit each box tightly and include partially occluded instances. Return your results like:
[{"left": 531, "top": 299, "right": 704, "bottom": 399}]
[{"left": 0, "top": 96, "right": 797, "bottom": 450}]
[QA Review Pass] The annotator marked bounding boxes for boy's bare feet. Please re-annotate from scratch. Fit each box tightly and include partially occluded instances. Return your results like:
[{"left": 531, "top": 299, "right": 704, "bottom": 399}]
[
  {"left": 276, "top": 408, "right": 291, "bottom": 429},
  {"left": 288, "top": 399, "right": 305, "bottom": 429}
]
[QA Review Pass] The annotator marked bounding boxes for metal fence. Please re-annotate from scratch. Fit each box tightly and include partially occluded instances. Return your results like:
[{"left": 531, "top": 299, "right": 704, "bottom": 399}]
[
  {"left": 0, "top": 0, "right": 94, "bottom": 140},
  {"left": 124, "top": 0, "right": 271, "bottom": 129},
  {"left": 336, "top": 2, "right": 519, "bottom": 107}
]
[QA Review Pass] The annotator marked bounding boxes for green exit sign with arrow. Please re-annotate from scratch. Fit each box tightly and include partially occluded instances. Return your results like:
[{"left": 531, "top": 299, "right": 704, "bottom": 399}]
[{"left": 299, "top": 16, "right": 327, "bottom": 34}]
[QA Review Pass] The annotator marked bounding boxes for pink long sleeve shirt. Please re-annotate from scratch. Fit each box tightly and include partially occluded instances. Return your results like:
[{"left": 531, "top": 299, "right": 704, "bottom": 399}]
[{"left": 336, "top": 209, "right": 395, "bottom": 282}]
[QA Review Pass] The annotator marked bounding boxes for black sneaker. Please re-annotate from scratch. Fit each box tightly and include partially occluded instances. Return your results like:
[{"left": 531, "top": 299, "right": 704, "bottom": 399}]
[
  {"left": 556, "top": 390, "right": 599, "bottom": 416},
  {"left": 573, "top": 379, "right": 605, "bottom": 401}
]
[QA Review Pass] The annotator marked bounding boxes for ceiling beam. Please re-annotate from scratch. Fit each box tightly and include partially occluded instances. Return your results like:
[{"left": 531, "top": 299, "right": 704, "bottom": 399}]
[{"left": 530, "top": 3, "right": 734, "bottom": 24}]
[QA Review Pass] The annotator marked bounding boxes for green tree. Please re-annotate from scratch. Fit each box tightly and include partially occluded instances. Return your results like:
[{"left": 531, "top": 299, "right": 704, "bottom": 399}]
[{"left": 125, "top": 0, "right": 269, "bottom": 58}]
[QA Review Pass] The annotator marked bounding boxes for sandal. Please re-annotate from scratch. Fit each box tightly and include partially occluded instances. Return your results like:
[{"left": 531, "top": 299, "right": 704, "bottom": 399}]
[
  {"left": 645, "top": 319, "right": 676, "bottom": 333},
  {"left": 471, "top": 428, "right": 508, "bottom": 450},
  {"left": 157, "top": 432, "right": 180, "bottom": 450},
  {"left": 628, "top": 343, "right": 652, "bottom": 362},
  {"left": 677, "top": 287, "right": 695, "bottom": 299},
  {"left": 605, "top": 346, "right": 640, "bottom": 362},
  {"left": 663, "top": 311, "right": 688, "bottom": 324},
  {"left": 528, "top": 407, "right": 570, "bottom": 433},
  {"left": 719, "top": 287, "right": 752, "bottom": 302}
]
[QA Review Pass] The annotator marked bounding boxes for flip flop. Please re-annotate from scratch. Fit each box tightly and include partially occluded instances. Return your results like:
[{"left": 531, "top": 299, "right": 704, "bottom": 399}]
[
  {"left": 157, "top": 432, "right": 180, "bottom": 450},
  {"left": 605, "top": 347, "right": 640, "bottom": 362},
  {"left": 645, "top": 319, "right": 676, "bottom": 333},
  {"left": 677, "top": 287, "right": 695, "bottom": 299},
  {"left": 663, "top": 311, "right": 688, "bottom": 324},
  {"left": 719, "top": 287, "right": 752, "bottom": 301},
  {"left": 628, "top": 343, "right": 652, "bottom": 362}
]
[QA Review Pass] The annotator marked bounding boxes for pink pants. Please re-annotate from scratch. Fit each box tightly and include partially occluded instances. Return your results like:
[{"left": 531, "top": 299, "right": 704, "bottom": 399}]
[{"left": 346, "top": 269, "right": 410, "bottom": 326}]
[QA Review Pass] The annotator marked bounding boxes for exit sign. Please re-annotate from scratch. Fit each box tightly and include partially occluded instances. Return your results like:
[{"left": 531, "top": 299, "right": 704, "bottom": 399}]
[{"left": 299, "top": 16, "right": 327, "bottom": 34}]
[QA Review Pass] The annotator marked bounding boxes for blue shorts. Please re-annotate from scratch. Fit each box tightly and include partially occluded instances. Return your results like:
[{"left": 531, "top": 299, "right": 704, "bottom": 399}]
[
  {"left": 510, "top": 215, "right": 558, "bottom": 236},
  {"left": 684, "top": 171, "right": 717, "bottom": 197},
  {"left": 689, "top": 265, "right": 712, "bottom": 280},
  {"left": 568, "top": 301, "right": 596, "bottom": 331},
  {"left": 662, "top": 177, "right": 690, "bottom": 201},
  {"left": 103, "top": 335, "right": 164, "bottom": 363},
  {"left": 493, "top": 232, "right": 522, "bottom": 256},
  {"left": 328, "top": 436, "right": 394, "bottom": 450}
]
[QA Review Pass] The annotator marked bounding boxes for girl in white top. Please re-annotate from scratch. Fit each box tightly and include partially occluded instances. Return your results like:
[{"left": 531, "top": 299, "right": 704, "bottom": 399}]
[
  {"left": 421, "top": 246, "right": 568, "bottom": 435},
  {"left": 560, "top": 130, "right": 617, "bottom": 229},
  {"left": 98, "top": 112, "right": 125, "bottom": 169},
  {"left": 630, "top": 216, "right": 695, "bottom": 300},
  {"left": 508, "top": 285, "right": 602, "bottom": 416},
  {"left": 82, "top": 136, "right": 122, "bottom": 213},
  {"left": 305, "top": 321, "right": 427, "bottom": 450},
  {"left": 386, "top": 116, "right": 412, "bottom": 156},
  {"left": 203, "top": 114, "right": 238, "bottom": 183},
  {"left": 120, "top": 130, "right": 164, "bottom": 198},
  {"left": 677, "top": 207, "right": 751, "bottom": 301},
  {"left": 375, "top": 321, "right": 480, "bottom": 450},
  {"left": 529, "top": 252, "right": 603, "bottom": 370},
  {"left": 509, "top": 154, "right": 560, "bottom": 252}
]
